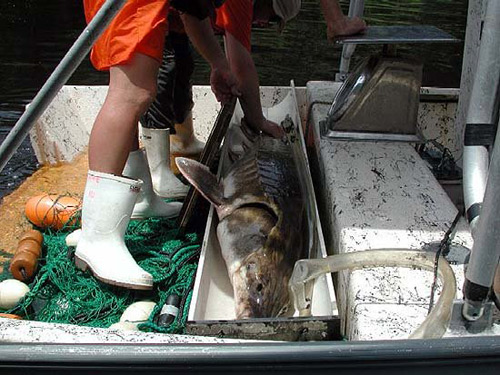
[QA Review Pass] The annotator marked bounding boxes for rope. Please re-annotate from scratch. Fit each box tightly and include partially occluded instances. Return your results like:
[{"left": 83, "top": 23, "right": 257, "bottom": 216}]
[{"left": 428, "top": 209, "right": 463, "bottom": 313}]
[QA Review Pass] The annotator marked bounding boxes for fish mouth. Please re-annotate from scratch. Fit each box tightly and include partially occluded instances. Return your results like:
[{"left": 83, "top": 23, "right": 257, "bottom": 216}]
[
  {"left": 235, "top": 300, "right": 292, "bottom": 320},
  {"left": 232, "top": 256, "right": 291, "bottom": 319}
]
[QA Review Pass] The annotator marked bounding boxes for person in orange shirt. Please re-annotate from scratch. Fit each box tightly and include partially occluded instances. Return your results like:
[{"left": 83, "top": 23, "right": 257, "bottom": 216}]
[
  {"left": 73, "top": 0, "right": 240, "bottom": 290},
  {"left": 139, "top": 0, "right": 365, "bottom": 192},
  {"left": 215, "top": 0, "right": 365, "bottom": 139}
]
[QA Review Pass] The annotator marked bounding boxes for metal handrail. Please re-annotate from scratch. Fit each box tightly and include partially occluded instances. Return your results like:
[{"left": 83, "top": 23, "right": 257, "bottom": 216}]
[
  {"left": 336, "top": 0, "right": 365, "bottom": 81},
  {"left": 0, "top": 0, "right": 128, "bottom": 173},
  {"left": 462, "top": 0, "right": 500, "bottom": 323}
]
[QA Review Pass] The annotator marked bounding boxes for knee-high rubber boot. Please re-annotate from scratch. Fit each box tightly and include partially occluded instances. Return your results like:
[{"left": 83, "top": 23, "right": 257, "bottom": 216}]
[
  {"left": 141, "top": 126, "right": 189, "bottom": 198},
  {"left": 74, "top": 171, "right": 153, "bottom": 290},
  {"left": 170, "top": 112, "right": 205, "bottom": 157},
  {"left": 65, "top": 151, "right": 182, "bottom": 248},
  {"left": 123, "top": 149, "right": 182, "bottom": 219}
]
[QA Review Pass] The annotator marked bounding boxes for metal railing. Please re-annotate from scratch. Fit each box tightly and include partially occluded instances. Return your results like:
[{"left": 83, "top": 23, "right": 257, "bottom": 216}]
[
  {"left": 0, "top": 0, "right": 128, "bottom": 173},
  {"left": 336, "top": 0, "right": 365, "bottom": 81}
]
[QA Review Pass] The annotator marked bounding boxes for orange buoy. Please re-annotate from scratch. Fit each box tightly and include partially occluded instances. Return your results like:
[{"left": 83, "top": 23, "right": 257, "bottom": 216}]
[
  {"left": 25, "top": 194, "right": 81, "bottom": 230},
  {"left": 9, "top": 229, "right": 44, "bottom": 282},
  {"left": 0, "top": 313, "right": 22, "bottom": 320}
]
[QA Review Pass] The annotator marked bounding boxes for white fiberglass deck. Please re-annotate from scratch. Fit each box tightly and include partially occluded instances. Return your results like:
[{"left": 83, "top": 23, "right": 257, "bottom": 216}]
[{"left": 306, "top": 81, "right": 499, "bottom": 340}]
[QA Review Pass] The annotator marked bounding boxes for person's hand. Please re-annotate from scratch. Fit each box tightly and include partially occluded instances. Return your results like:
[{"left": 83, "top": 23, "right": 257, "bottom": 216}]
[
  {"left": 246, "top": 115, "right": 285, "bottom": 139},
  {"left": 210, "top": 65, "right": 241, "bottom": 104},
  {"left": 226, "top": 117, "right": 285, "bottom": 162},
  {"left": 326, "top": 16, "right": 366, "bottom": 42},
  {"left": 226, "top": 118, "right": 258, "bottom": 163},
  {"left": 256, "top": 118, "right": 285, "bottom": 139}
]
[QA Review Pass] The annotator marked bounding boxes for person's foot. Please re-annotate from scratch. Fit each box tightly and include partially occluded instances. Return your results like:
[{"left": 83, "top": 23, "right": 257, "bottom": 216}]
[{"left": 328, "top": 16, "right": 367, "bottom": 40}]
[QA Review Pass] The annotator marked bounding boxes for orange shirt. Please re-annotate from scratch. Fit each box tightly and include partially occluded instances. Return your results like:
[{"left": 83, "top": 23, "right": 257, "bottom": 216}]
[
  {"left": 215, "top": 0, "right": 253, "bottom": 51},
  {"left": 84, "top": 0, "right": 253, "bottom": 70},
  {"left": 84, "top": 0, "right": 169, "bottom": 71}
]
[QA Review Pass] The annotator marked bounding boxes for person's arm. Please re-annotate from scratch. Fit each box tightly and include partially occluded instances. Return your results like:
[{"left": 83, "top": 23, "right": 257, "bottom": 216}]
[
  {"left": 224, "top": 32, "right": 283, "bottom": 138},
  {"left": 180, "top": 14, "right": 240, "bottom": 103},
  {"left": 319, "top": 0, "right": 366, "bottom": 41}
]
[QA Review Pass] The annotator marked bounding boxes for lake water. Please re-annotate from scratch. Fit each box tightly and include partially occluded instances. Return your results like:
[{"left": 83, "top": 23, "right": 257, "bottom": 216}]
[{"left": 0, "top": 0, "right": 468, "bottom": 198}]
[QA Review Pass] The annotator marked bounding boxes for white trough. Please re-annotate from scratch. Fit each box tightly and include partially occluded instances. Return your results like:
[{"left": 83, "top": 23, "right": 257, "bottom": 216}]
[{"left": 185, "top": 85, "right": 338, "bottom": 341}]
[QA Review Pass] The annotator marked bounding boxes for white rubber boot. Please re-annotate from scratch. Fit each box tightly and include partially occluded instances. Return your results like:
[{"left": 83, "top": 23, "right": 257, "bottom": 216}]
[
  {"left": 74, "top": 171, "right": 153, "bottom": 290},
  {"left": 170, "top": 113, "right": 205, "bottom": 156},
  {"left": 65, "top": 229, "right": 81, "bottom": 247},
  {"left": 141, "top": 126, "right": 189, "bottom": 198},
  {"left": 65, "top": 151, "right": 182, "bottom": 248},
  {"left": 122, "top": 149, "right": 182, "bottom": 219}
]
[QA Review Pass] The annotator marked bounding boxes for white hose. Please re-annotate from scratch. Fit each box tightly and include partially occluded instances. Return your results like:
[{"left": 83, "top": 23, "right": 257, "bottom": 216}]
[{"left": 289, "top": 249, "right": 456, "bottom": 339}]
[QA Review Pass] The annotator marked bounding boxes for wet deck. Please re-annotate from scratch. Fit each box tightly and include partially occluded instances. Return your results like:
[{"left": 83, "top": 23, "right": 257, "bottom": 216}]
[{"left": 0, "top": 152, "right": 87, "bottom": 271}]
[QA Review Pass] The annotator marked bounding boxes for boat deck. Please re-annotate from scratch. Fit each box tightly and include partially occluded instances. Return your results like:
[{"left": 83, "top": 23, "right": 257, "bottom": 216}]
[
  {"left": 1, "top": 84, "right": 499, "bottom": 343},
  {"left": 0, "top": 152, "right": 87, "bottom": 270}
]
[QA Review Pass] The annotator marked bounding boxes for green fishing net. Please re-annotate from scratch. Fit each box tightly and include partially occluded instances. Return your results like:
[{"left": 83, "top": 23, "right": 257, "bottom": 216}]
[{"left": 0, "top": 216, "right": 201, "bottom": 334}]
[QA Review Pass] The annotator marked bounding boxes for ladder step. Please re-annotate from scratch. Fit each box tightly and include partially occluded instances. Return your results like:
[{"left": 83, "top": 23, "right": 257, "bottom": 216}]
[{"left": 334, "top": 25, "right": 459, "bottom": 45}]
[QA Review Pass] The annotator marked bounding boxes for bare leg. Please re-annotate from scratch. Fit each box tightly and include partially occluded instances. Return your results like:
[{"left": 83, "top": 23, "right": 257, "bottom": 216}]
[
  {"left": 88, "top": 53, "right": 160, "bottom": 175},
  {"left": 320, "top": 0, "right": 367, "bottom": 41}
]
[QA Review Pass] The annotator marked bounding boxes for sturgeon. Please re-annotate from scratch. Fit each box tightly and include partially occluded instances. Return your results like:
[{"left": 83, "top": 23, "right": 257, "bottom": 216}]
[{"left": 176, "top": 135, "right": 307, "bottom": 318}]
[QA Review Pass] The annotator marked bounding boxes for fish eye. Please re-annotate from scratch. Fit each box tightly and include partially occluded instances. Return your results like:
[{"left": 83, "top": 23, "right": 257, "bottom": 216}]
[
  {"left": 246, "top": 262, "right": 256, "bottom": 271},
  {"left": 256, "top": 283, "right": 263, "bottom": 292}
]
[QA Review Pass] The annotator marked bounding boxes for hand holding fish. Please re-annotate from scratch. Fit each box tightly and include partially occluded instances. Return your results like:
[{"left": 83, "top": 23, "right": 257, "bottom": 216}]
[
  {"left": 226, "top": 118, "right": 260, "bottom": 162},
  {"left": 226, "top": 117, "right": 285, "bottom": 163},
  {"left": 255, "top": 118, "right": 285, "bottom": 139}
]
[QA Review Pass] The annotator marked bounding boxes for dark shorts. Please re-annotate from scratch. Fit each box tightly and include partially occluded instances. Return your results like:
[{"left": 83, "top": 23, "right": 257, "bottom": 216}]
[{"left": 140, "top": 32, "right": 194, "bottom": 132}]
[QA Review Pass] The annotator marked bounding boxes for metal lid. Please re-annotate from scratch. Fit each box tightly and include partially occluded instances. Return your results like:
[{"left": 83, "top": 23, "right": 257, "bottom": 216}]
[{"left": 327, "top": 55, "right": 379, "bottom": 123}]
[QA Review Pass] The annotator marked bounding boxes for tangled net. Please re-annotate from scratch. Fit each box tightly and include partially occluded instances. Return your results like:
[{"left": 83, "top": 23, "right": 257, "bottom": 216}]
[{"left": 0, "top": 214, "right": 200, "bottom": 334}]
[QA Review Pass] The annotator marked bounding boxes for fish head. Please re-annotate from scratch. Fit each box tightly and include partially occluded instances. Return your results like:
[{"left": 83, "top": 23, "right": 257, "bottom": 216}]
[
  {"left": 232, "top": 249, "right": 292, "bottom": 319},
  {"left": 217, "top": 205, "right": 292, "bottom": 319}
]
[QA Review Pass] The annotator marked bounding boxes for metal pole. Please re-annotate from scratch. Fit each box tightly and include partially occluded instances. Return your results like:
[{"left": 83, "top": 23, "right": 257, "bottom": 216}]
[
  {"left": 454, "top": 0, "right": 484, "bottom": 167},
  {"left": 0, "top": 0, "right": 128, "bottom": 173},
  {"left": 462, "top": 0, "right": 500, "bottom": 237},
  {"left": 463, "top": 115, "right": 500, "bottom": 321},
  {"left": 462, "top": 0, "right": 500, "bottom": 322},
  {"left": 336, "top": 0, "right": 365, "bottom": 81}
]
